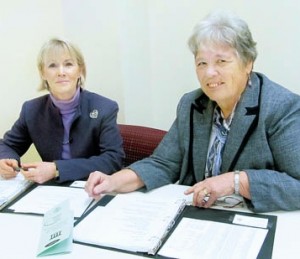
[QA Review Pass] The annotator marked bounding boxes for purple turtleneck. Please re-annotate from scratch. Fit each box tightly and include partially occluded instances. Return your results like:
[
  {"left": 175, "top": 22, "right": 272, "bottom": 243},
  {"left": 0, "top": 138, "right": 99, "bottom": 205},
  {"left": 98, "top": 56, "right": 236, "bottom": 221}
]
[{"left": 50, "top": 87, "right": 80, "bottom": 159}]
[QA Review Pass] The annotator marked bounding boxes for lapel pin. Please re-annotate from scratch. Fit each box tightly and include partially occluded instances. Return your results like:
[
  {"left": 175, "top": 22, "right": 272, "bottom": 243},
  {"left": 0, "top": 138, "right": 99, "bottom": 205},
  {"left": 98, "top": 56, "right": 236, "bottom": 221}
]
[{"left": 89, "top": 109, "right": 98, "bottom": 119}]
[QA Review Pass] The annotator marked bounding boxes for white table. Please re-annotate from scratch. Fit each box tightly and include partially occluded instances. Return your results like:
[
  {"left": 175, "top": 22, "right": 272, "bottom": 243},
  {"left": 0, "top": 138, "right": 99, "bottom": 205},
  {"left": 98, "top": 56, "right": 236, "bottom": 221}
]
[
  {"left": 269, "top": 210, "right": 300, "bottom": 259},
  {"left": 0, "top": 213, "right": 142, "bottom": 259},
  {"left": 1, "top": 196, "right": 300, "bottom": 258}
]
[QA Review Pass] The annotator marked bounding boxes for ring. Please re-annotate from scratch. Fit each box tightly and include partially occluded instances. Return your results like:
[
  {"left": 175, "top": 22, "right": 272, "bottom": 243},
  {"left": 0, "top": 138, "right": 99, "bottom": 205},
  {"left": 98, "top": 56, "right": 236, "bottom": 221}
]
[{"left": 203, "top": 189, "right": 208, "bottom": 196}]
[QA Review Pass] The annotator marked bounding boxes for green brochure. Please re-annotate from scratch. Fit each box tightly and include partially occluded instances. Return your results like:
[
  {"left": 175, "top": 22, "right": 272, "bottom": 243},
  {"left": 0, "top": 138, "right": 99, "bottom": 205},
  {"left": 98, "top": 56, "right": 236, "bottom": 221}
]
[{"left": 37, "top": 200, "right": 74, "bottom": 257}]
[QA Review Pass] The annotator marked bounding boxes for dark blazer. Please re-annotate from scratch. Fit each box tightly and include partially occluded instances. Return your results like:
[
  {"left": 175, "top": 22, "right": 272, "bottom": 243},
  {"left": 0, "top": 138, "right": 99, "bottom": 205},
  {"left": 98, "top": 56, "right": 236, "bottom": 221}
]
[
  {"left": 130, "top": 72, "right": 300, "bottom": 212},
  {"left": 0, "top": 89, "right": 124, "bottom": 182}
]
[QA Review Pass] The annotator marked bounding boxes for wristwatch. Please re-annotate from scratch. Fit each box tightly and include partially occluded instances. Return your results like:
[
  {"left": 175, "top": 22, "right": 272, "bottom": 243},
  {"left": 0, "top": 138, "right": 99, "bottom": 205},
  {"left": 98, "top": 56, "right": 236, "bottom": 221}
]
[
  {"left": 54, "top": 162, "right": 59, "bottom": 179},
  {"left": 55, "top": 169, "right": 59, "bottom": 179}
]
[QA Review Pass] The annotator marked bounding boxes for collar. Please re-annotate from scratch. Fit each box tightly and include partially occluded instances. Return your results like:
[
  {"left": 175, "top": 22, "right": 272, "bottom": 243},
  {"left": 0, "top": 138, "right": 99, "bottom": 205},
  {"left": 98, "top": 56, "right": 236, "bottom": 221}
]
[{"left": 50, "top": 87, "right": 81, "bottom": 114}]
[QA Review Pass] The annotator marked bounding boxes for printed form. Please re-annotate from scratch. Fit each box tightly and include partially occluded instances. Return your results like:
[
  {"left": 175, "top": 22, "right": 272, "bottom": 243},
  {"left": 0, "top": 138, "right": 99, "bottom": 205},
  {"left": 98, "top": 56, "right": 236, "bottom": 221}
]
[
  {"left": 9, "top": 185, "right": 93, "bottom": 218},
  {"left": 158, "top": 216, "right": 268, "bottom": 259}
]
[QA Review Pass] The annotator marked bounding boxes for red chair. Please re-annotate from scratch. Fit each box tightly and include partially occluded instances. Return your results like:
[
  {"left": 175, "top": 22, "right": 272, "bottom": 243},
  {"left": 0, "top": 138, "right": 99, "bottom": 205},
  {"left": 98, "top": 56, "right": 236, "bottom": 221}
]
[{"left": 118, "top": 124, "right": 167, "bottom": 167}]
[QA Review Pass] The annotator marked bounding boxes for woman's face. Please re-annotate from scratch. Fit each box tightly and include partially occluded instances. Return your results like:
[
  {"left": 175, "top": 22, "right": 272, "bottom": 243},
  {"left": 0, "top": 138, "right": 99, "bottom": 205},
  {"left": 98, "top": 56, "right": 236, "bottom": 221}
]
[
  {"left": 195, "top": 44, "right": 253, "bottom": 112},
  {"left": 41, "top": 49, "right": 82, "bottom": 100}
]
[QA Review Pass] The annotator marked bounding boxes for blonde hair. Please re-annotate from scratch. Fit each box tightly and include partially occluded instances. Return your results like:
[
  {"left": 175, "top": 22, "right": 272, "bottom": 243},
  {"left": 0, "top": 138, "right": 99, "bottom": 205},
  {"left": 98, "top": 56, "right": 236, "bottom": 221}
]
[{"left": 37, "top": 37, "right": 86, "bottom": 90}]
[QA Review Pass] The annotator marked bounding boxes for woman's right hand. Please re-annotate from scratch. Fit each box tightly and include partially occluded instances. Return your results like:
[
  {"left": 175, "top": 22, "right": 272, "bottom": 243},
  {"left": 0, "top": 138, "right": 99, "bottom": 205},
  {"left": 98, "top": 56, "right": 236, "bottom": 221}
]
[
  {"left": 0, "top": 159, "right": 19, "bottom": 179},
  {"left": 85, "top": 171, "right": 114, "bottom": 199},
  {"left": 85, "top": 169, "right": 145, "bottom": 199}
]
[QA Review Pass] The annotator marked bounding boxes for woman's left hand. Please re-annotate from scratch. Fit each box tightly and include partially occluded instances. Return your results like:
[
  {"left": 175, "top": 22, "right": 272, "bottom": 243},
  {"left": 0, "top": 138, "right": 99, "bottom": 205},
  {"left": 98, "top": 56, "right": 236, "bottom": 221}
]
[
  {"left": 21, "top": 162, "right": 57, "bottom": 184},
  {"left": 184, "top": 172, "right": 235, "bottom": 208}
]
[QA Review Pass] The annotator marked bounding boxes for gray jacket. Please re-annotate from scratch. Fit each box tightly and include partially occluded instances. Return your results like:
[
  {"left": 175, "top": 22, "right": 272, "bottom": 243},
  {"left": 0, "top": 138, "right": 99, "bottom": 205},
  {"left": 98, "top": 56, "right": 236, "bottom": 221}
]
[{"left": 130, "top": 72, "right": 300, "bottom": 212}]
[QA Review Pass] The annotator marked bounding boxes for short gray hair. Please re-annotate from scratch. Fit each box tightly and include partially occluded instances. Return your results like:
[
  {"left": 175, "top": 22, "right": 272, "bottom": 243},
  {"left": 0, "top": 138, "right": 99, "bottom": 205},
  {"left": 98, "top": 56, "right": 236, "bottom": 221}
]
[
  {"left": 37, "top": 37, "right": 86, "bottom": 90},
  {"left": 188, "top": 10, "right": 257, "bottom": 65}
]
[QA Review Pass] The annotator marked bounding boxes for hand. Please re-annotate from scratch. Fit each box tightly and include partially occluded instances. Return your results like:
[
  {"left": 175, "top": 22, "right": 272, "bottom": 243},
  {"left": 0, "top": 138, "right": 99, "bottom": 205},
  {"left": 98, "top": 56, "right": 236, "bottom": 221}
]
[
  {"left": 184, "top": 172, "right": 235, "bottom": 208},
  {"left": 21, "top": 162, "right": 56, "bottom": 184},
  {"left": 85, "top": 169, "right": 145, "bottom": 199},
  {"left": 85, "top": 171, "right": 114, "bottom": 199},
  {"left": 0, "top": 159, "right": 19, "bottom": 179}
]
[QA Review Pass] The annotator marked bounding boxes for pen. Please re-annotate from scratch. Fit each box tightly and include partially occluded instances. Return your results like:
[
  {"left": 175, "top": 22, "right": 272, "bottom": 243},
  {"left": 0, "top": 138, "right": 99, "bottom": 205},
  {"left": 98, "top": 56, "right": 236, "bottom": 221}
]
[{"left": 14, "top": 167, "right": 29, "bottom": 172}]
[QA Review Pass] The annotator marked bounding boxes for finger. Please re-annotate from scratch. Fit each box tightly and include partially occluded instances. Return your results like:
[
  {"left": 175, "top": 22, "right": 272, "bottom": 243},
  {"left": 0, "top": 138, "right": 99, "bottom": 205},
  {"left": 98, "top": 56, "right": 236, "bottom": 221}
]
[
  {"left": 204, "top": 198, "right": 214, "bottom": 208},
  {"left": 194, "top": 188, "right": 210, "bottom": 207},
  {"left": 85, "top": 184, "right": 102, "bottom": 199},
  {"left": 203, "top": 193, "right": 217, "bottom": 208},
  {"left": 21, "top": 170, "right": 30, "bottom": 177},
  {"left": 85, "top": 182, "right": 95, "bottom": 196},
  {"left": 21, "top": 170, "right": 35, "bottom": 181},
  {"left": 92, "top": 174, "right": 110, "bottom": 197},
  {"left": 85, "top": 172, "right": 100, "bottom": 194},
  {"left": 184, "top": 186, "right": 195, "bottom": 195},
  {"left": 193, "top": 188, "right": 206, "bottom": 206},
  {"left": 1, "top": 173, "right": 17, "bottom": 179},
  {"left": 21, "top": 163, "right": 37, "bottom": 170},
  {"left": 184, "top": 181, "right": 204, "bottom": 195},
  {"left": 8, "top": 159, "right": 19, "bottom": 169},
  {"left": 93, "top": 183, "right": 107, "bottom": 197},
  {"left": 1, "top": 169, "right": 18, "bottom": 179},
  {"left": 0, "top": 160, "right": 17, "bottom": 173}
]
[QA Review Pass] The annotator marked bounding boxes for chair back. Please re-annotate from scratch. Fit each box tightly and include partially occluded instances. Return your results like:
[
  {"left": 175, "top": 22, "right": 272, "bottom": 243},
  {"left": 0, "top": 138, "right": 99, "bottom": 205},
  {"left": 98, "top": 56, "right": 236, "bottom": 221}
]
[{"left": 118, "top": 124, "right": 167, "bottom": 167}]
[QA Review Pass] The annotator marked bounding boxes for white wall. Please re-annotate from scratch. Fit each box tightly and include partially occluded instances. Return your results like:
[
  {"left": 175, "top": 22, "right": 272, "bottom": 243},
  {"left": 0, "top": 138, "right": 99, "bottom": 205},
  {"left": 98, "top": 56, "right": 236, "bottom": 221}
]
[
  {"left": 1, "top": 0, "right": 300, "bottom": 141},
  {"left": 0, "top": 0, "right": 64, "bottom": 135}
]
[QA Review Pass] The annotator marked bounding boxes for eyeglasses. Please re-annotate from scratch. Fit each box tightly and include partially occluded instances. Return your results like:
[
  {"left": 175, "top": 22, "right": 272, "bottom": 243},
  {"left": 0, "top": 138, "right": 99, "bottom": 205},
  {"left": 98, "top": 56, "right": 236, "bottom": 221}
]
[{"left": 214, "top": 195, "right": 244, "bottom": 208}]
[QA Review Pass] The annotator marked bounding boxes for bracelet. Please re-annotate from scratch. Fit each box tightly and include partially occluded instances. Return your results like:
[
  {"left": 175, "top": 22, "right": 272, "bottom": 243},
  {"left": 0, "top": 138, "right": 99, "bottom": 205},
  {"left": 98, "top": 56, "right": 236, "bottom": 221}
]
[{"left": 234, "top": 170, "right": 240, "bottom": 195}]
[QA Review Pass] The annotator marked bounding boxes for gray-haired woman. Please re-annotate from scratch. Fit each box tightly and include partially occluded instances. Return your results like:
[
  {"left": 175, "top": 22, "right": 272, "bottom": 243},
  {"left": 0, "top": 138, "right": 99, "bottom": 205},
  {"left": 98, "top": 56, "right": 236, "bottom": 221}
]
[{"left": 85, "top": 11, "right": 300, "bottom": 213}]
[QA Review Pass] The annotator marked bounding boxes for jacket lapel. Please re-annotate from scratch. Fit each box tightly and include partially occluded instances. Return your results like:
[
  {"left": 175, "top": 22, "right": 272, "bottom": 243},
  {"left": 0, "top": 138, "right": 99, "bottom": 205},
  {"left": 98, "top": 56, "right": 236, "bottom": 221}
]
[
  {"left": 191, "top": 95, "right": 215, "bottom": 182},
  {"left": 221, "top": 74, "right": 261, "bottom": 172}
]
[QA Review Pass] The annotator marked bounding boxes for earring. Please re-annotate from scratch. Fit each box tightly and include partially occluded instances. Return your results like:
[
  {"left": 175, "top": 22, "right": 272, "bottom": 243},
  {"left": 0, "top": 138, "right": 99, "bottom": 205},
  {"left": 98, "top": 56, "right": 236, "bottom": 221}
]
[
  {"left": 44, "top": 80, "right": 49, "bottom": 90},
  {"left": 77, "top": 77, "right": 82, "bottom": 87},
  {"left": 247, "top": 73, "right": 252, "bottom": 86}
]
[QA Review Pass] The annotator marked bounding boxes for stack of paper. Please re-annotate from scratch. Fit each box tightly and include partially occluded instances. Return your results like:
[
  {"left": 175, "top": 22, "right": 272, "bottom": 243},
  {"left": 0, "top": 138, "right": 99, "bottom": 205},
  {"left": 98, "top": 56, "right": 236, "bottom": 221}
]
[
  {"left": 73, "top": 185, "right": 192, "bottom": 254},
  {"left": 8, "top": 185, "right": 93, "bottom": 218},
  {"left": 158, "top": 217, "right": 268, "bottom": 259},
  {"left": 0, "top": 173, "right": 33, "bottom": 210}
]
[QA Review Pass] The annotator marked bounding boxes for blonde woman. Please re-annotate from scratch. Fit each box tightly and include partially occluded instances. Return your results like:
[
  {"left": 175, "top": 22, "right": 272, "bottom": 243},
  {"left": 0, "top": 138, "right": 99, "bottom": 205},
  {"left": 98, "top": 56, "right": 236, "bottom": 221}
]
[{"left": 0, "top": 38, "right": 124, "bottom": 183}]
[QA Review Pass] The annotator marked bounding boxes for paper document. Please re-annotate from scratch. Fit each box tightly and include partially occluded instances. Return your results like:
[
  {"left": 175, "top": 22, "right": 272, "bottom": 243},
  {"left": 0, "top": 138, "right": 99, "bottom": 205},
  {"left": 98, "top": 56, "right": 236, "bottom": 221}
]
[
  {"left": 74, "top": 185, "right": 188, "bottom": 254},
  {"left": 233, "top": 214, "right": 269, "bottom": 228},
  {"left": 139, "top": 183, "right": 193, "bottom": 203},
  {"left": 9, "top": 185, "right": 93, "bottom": 218},
  {"left": 0, "top": 173, "right": 33, "bottom": 210},
  {"left": 158, "top": 217, "right": 268, "bottom": 259},
  {"left": 69, "top": 180, "right": 86, "bottom": 188},
  {"left": 37, "top": 200, "right": 73, "bottom": 256}
]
